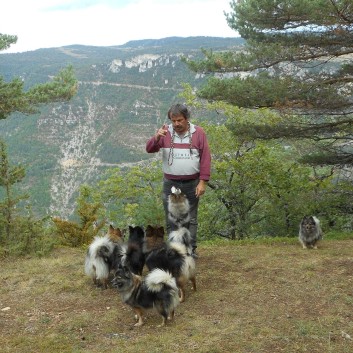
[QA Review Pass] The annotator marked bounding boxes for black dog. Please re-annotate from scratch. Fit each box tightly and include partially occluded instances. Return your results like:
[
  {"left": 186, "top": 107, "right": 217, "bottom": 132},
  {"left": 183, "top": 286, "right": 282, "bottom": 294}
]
[
  {"left": 122, "top": 225, "right": 145, "bottom": 275},
  {"left": 112, "top": 264, "right": 179, "bottom": 327}
]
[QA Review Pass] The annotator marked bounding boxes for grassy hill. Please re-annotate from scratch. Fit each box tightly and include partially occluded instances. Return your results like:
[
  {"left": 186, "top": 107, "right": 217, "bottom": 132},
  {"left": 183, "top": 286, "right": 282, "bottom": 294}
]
[{"left": 1, "top": 236, "right": 353, "bottom": 352}]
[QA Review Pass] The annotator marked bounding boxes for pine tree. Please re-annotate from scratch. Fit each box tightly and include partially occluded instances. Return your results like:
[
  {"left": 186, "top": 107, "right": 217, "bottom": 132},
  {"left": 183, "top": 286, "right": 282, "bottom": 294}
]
[
  {"left": 185, "top": 0, "right": 353, "bottom": 166},
  {"left": 0, "top": 140, "right": 27, "bottom": 240},
  {"left": 0, "top": 33, "right": 77, "bottom": 120}
]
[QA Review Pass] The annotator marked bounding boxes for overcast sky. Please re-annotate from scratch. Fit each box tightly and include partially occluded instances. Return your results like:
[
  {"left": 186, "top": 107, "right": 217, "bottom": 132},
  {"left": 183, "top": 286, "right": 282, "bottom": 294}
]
[{"left": 2, "top": 0, "right": 238, "bottom": 53}]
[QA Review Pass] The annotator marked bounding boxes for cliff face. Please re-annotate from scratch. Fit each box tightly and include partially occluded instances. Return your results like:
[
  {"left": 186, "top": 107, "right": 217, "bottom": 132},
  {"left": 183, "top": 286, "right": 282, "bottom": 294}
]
[{"left": 0, "top": 37, "right": 244, "bottom": 218}]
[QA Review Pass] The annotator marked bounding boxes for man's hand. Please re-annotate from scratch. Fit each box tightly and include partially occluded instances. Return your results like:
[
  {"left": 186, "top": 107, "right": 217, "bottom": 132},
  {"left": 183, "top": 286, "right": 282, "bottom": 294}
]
[
  {"left": 196, "top": 180, "right": 207, "bottom": 197},
  {"left": 155, "top": 124, "right": 168, "bottom": 142}
]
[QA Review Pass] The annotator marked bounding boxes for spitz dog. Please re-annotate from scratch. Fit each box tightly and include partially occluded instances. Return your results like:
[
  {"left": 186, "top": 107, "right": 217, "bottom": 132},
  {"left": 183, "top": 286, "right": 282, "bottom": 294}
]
[
  {"left": 84, "top": 225, "right": 125, "bottom": 289},
  {"left": 144, "top": 225, "right": 196, "bottom": 303},
  {"left": 112, "top": 264, "right": 179, "bottom": 327},
  {"left": 299, "top": 215, "right": 323, "bottom": 249},
  {"left": 121, "top": 225, "right": 145, "bottom": 275},
  {"left": 168, "top": 186, "right": 190, "bottom": 227}
]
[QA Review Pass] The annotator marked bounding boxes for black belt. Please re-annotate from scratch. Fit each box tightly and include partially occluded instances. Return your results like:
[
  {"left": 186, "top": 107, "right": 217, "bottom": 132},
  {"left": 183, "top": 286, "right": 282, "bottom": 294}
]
[{"left": 169, "top": 179, "right": 197, "bottom": 183}]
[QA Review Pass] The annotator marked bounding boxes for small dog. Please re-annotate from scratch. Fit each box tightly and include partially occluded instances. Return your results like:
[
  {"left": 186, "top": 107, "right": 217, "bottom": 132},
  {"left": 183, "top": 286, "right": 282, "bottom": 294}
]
[
  {"left": 121, "top": 225, "right": 145, "bottom": 275},
  {"left": 167, "top": 186, "right": 190, "bottom": 227},
  {"left": 144, "top": 225, "right": 196, "bottom": 303},
  {"left": 84, "top": 225, "right": 125, "bottom": 289},
  {"left": 299, "top": 215, "right": 323, "bottom": 249},
  {"left": 112, "top": 264, "right": 179, "bottom": 327}
]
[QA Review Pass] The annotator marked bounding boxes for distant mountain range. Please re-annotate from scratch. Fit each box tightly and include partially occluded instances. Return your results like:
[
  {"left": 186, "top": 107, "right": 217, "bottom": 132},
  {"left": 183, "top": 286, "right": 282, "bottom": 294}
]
[{"left": 0, "top": 36, "right": 244, "bottom": 218}]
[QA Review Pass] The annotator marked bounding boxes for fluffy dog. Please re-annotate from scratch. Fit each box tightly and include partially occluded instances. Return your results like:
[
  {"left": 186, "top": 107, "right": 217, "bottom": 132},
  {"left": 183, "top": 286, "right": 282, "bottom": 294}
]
[
  {"left": 299, "top": 215, "right": 323, "bottom": 249},
  {"left": 167, "top": 186, "right": 190, "bottom": 227},
  {"left": 84, "top": 225, "right": 124, "bottom": 289},
  {"left": 144, "top": 225, "right": 196, "bottom": 303},
  {"left": 112, "top": 264, "right": 179, "bottom": 327},
  {"left": 121, "top": 225, "right": 145, "bottom": 275}
]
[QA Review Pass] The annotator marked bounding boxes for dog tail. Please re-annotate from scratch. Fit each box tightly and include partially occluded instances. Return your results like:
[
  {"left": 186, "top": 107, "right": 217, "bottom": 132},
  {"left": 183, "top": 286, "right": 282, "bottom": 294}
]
[
  {"left": 168, "top": 227, "right": 192, "bottom": 253},
  {"left": 168, "top": 241, "right": 188, "bottom": 256},
  {"left": 85, "top": 235, "right": 114, "bottom": 279},
  {"left": 313, "top": 216, "right": 324, "bottom": 238},
  {"left": 145, "top": 268, "right": 178, "bottom": 292}
]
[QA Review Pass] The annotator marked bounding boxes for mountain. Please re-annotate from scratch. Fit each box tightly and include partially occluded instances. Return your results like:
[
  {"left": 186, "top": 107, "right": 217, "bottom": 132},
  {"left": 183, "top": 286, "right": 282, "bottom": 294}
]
[{"left": 0, "top": 36, "right": 244, "bottom": 218}]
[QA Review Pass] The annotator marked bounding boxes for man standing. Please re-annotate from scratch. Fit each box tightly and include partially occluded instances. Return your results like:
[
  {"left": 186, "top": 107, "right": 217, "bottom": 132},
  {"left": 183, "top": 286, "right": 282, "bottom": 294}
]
[{"left": 146, "top": 103, "right": 211, "bottom": 257}]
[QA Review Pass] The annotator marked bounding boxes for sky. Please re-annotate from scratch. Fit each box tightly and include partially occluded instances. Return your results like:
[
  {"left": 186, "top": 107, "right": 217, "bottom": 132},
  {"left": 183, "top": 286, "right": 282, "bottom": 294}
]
[{"left": 2, "top": 0, "right": 238, "bottom": 53}]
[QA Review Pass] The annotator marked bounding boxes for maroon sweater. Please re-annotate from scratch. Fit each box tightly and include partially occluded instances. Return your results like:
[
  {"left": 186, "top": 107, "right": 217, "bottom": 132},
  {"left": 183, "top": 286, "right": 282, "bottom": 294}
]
[{"left": 146, "top": 123, "right": 211, "bottom": 181}]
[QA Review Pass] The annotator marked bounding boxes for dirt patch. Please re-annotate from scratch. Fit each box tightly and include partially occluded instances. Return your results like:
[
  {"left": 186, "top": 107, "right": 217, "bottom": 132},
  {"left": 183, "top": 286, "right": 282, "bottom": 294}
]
[{"left": 1, "top": 239, "right": 353, "bottom": 352}]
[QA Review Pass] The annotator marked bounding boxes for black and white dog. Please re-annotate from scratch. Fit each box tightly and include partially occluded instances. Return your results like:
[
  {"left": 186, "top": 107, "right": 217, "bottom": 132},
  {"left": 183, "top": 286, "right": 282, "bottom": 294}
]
[{"left": 299, "top": 216, "right": 323, "bottom": 249}]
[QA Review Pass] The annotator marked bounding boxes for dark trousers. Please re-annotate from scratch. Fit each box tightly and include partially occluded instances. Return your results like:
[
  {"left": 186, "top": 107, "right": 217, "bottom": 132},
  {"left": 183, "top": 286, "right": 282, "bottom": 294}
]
[{"left": 162, "top": 178, "right": 199, "bottom": 250}]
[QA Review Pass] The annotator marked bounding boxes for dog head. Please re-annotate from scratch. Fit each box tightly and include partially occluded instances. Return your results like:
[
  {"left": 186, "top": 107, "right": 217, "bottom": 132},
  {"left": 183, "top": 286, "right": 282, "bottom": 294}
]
[
  {"left": 301, "top": 216, "right": 317, "bottom": 232},
  {"left": 144, "top": 225, "right": 165, "bottom": 252},
  {"left": 128, "top": 225, "right": 145, "bottom": 242},
  {"left": 171, "top": 186, "right": 181, "bottom": 195},
  {"left": 111, "top": 264, "right": 135, "bottom": 290},
  {"left": 108, "top": 224, "right": 124, "bottom": 243},
  {"left": 169, "top": 187, "right": 188, "bottom": 205}
]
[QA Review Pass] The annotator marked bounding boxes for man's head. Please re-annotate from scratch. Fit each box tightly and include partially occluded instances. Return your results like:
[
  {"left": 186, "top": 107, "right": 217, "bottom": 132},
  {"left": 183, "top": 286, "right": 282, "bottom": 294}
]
[{"left": 168, "top": 103, "right": 190, "bottom": 134}]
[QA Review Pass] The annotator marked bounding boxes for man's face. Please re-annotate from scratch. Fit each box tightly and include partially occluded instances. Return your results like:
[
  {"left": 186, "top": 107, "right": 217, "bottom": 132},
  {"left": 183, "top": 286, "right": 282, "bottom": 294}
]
[{"left": 170, "top": 114, "right": 188, "bottom": 134}]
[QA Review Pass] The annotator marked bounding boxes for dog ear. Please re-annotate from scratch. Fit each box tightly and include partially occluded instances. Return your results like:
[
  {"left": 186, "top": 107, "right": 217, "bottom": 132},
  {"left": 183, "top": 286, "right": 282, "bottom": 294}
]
[{"left": 145, "top": 226, "right": 153, "bottom": 238}]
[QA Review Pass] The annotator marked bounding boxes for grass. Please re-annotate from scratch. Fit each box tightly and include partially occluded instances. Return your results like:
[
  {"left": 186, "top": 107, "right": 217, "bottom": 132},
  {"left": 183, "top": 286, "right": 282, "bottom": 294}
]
[{"left": 1, "top": 236, "right": 353, "bottom": 352}]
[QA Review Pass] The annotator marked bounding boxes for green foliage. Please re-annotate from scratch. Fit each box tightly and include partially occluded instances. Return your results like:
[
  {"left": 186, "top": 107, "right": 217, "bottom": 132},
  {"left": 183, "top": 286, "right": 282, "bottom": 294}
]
[
  {"left": 96, "top": 161, "right": 165, "bottom": 227},
  {"left": 0, "top": 33, "right": 77, "bottom": 120},
  {"left": 0, "top": 66, "right": 77, "bottom": 119},
  {"left": 52, "top": 185, "right": 104, "bottom": 247},
  {"left": 0, "top": 139, "right": 28, "bottom": 240},
  {"left": 196, "top": 115, "right": 353, "bottom": 240},
  {"left": 185, "top": 0, "right": 353, "bottom": 167},
  {"left": 0, "top": 211, "right": 55, "bottom": 257},
  {"left": 0, "top": 33, "right": 17, "bottom": 51},
  {"left": 0, "top": 140, "right": 55, "bottom": 256}
]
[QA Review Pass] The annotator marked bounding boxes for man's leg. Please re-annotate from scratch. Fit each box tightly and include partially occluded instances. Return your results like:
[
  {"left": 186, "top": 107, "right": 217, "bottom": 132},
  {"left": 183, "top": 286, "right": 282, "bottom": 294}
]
[
  {"left": 162, "top": 178, "right": 177, "bottom": 235},
  {"left": 180, "top": 179, "right": 199, "bottom": 253}
]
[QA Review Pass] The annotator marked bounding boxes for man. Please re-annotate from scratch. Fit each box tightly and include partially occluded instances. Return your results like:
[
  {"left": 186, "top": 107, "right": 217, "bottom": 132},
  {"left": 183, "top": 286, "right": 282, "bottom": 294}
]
[{"left": 146, "top": 103, "right": 211, "bottom": 257}]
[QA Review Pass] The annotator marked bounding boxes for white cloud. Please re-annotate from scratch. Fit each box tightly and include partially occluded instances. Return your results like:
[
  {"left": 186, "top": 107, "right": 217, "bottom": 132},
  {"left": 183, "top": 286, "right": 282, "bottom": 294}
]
[{"left": 1, "top": 0, "right": 237, "bottom": 53}]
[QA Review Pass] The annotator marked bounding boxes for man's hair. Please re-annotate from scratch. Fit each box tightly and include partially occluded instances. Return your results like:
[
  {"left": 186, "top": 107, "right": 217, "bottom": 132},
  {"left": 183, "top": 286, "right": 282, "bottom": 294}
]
[{"left": 168, "top": 103, "right": 190, "bottom": 120}]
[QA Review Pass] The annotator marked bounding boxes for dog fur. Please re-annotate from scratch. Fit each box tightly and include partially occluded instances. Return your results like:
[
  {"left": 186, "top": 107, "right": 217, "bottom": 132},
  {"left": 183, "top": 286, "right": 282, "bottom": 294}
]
[
  {"left": 144, "top": 225, "right": 196, "bottom": 303},
  {"left": 167, "top": 186, "right": 190, "bottom": 227},
  {"left": 112, "top": 264, "right": 179, "bottom": 327},
  {"left": 84, "top": 225, "right": 124, "bottom": 289},
  {"left": 121, "top": 225, "right": 145, "bottom": 275},
  {"left": 299, "top": 215, "right": 323, "bottom": 249},
  {"left": 168, "top": 226, "right": 192, "bottom": 255}
]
